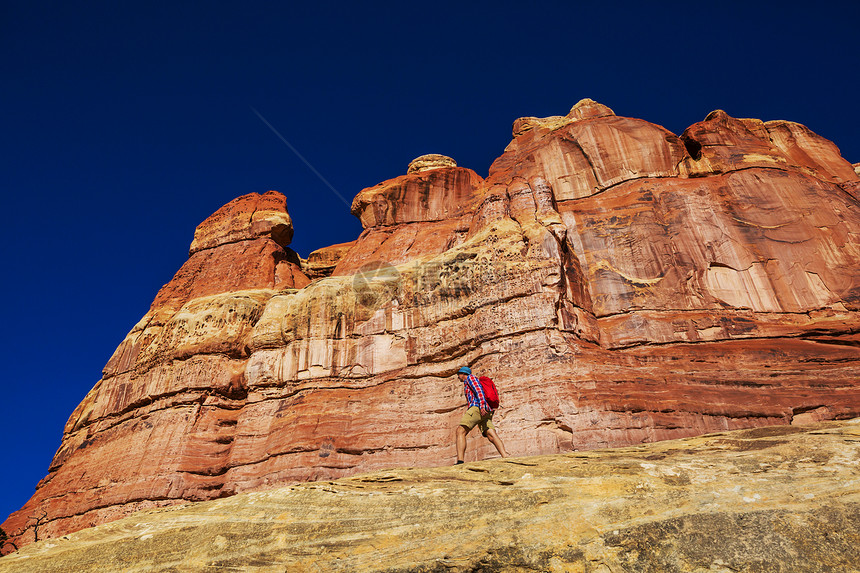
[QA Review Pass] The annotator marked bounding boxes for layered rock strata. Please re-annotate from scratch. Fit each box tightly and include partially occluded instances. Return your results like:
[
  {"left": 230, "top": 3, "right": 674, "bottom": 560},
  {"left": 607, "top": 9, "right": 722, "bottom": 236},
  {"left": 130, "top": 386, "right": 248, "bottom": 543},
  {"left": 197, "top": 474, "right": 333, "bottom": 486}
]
[
  {"left": 406, "top": 153, "right": 457, "bottom": 174},
  {"left": 2, "top": 419, "right": 858, "bottom": 572},
  {"left": 4, "top": 100, "right": 860, "bottom": 551}
]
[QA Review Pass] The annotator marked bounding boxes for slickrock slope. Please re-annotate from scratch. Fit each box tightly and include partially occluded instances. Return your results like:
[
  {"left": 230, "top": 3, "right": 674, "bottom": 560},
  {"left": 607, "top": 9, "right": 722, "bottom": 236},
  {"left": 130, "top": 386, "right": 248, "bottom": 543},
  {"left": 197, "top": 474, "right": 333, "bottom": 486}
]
[
  {"left": 4, "top": 99, "right": 860, "bottom": 551},
  {"left": 2, "top": 420, "right": 858, "bottom": 572}
]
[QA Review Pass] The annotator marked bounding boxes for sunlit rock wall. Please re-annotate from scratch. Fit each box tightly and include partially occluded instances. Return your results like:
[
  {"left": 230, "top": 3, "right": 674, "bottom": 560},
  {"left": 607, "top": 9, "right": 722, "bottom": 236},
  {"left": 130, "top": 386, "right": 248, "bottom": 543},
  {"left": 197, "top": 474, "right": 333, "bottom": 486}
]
[{"left": 4, "top": 100, "right": 860, "bottom": 550}]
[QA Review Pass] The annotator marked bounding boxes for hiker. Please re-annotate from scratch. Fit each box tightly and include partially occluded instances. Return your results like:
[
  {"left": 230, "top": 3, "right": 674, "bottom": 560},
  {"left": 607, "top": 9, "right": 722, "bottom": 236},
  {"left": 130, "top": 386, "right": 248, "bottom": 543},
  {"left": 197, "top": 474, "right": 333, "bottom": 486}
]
[{"left": 455, "top": 366, "right": 509, "bottom": 464}]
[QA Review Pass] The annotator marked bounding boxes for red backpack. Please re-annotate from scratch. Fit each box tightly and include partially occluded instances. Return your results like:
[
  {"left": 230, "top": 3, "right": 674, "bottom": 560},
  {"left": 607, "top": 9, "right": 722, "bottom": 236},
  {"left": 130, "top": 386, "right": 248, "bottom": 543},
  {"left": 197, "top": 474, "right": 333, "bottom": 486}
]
[{"left": 478, "top": 376, "right": 500, "bottom": 409}]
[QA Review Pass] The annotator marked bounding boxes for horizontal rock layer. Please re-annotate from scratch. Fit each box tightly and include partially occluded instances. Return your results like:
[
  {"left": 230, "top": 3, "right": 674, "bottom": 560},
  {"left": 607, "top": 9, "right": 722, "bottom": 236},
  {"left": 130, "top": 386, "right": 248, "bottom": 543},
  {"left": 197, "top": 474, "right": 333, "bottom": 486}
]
[
  {"left": 2, "top": 419, "right": 858, "bottom": 572},
  {"left": 4, "top": 99, "right": 860, "bottom": 551}
]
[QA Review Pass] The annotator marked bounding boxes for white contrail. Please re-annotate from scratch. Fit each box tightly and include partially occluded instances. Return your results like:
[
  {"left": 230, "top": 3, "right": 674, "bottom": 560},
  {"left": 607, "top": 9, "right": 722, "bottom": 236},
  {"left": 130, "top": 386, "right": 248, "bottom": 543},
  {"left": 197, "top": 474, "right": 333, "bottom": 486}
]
[{"left": 250, "top": 106, "right": 352, "bottom": 208}]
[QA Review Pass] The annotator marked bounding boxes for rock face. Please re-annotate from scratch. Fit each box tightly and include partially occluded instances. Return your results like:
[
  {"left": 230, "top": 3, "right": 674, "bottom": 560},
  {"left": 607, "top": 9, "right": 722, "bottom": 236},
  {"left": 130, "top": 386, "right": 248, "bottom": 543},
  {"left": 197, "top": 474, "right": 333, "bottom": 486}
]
[
  {"left": 4, "top": 100, "right": 860, "bottom": 551},
  {"left": 2, "top": 419, "right": 858, "bottom": 572},
  {"left": 406, "top": 153, "right": 457, "bottom": 174},
  {"left": 302, "top": 240, "right": 355, "bottom": 279}
]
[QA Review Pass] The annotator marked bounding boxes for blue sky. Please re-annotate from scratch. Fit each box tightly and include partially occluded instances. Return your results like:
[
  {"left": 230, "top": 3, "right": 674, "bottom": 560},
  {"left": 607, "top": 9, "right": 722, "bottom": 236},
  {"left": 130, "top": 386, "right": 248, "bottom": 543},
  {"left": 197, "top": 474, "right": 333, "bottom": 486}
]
[{"left": 2, "top": 0, "right": 858, "bottom": 525}]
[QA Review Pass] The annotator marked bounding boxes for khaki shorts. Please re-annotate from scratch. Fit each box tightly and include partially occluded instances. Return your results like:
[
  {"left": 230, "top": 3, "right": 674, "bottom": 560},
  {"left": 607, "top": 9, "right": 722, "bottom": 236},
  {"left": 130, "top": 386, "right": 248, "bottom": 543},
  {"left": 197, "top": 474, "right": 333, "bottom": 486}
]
[{"left": 459, "top": 406, "right": 495, "bottom": 436}]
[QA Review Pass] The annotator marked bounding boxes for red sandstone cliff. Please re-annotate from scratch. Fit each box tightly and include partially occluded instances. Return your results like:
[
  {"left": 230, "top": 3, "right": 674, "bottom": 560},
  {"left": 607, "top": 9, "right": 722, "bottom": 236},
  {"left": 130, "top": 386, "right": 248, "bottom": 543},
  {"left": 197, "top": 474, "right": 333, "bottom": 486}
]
[{"left": 4, "top": 99, "right": 860, "bottom": 550}]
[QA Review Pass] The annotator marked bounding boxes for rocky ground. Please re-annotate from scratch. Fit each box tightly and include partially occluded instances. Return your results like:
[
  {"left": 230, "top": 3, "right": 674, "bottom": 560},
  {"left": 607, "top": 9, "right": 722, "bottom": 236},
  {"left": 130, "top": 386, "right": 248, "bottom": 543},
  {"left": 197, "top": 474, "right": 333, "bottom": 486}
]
[{"left": 2, "top": 418, "right": 857, "bottom": 572}]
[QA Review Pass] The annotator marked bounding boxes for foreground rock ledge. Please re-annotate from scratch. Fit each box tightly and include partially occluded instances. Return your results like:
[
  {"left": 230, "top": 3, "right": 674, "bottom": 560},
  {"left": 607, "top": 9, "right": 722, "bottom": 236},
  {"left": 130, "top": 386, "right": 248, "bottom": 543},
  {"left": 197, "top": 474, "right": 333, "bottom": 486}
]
[{"left": 3, "top": 420, "right": 858, "bottom": 572}]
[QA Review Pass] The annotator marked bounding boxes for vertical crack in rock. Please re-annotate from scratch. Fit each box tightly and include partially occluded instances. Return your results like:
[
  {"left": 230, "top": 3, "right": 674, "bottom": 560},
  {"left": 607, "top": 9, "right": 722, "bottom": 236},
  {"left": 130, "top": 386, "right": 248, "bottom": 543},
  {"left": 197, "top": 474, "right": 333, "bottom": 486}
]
[{"left": 681, "top": 133, "right": 704, "bottom": 160}]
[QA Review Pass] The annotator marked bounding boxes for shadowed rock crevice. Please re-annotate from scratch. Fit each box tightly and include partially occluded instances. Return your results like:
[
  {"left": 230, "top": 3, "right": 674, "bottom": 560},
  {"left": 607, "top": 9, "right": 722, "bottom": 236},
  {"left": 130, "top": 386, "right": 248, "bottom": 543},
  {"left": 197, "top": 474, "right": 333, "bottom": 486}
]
[{"left": 681, "top": 133, "right": 703, "bottom": 160}]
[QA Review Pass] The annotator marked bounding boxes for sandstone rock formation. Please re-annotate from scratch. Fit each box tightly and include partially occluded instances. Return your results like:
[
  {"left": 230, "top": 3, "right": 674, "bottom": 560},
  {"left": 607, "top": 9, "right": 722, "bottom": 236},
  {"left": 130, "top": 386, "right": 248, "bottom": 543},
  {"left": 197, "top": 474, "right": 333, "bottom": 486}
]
[
  {"left": 406, "top": 153, "right": 457, "bottom": 174},
  {"left": 4, "top": 99, "right": 860, "bottom": 552},
  {"left": 2, "top": 419, "right": 858, "bottom": 572},
  {"left": 302, "top": 240, "right": 355, "bottom": 279}
]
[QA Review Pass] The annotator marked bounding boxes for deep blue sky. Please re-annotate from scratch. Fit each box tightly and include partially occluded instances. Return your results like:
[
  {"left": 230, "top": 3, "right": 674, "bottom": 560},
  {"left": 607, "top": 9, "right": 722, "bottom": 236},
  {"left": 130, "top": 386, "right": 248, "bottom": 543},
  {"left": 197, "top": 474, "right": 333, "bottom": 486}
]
[{"left": 2, "top": 1, "right": 858, "bottom": 526}]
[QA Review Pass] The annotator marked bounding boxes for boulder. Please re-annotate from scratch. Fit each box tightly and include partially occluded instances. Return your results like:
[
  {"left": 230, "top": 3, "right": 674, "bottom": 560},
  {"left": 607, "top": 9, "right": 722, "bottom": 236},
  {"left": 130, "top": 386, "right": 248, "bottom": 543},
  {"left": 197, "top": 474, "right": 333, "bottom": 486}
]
[{"left": 406, "top": 153, "right": 457, "bottom": 174}]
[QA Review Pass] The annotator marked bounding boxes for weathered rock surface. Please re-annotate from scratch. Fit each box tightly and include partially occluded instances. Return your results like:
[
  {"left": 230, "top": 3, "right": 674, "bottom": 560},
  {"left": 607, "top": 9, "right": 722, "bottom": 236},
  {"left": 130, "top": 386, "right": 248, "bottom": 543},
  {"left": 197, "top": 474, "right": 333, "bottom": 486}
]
[
  {"left": 188, "top": 190, "right": 295, "bottom": 255},
  {"left": 302, "top": 240, "right": 355, "bottom": 279},
  {"left": 151, "top": 190, "right": 309, "bottom": 313},
  {"left": 2, "top": 419, "right": 858, "bottom": 572},
  {"left": 337, "top": 164, "right": 482, "bottom": 273},
  {"left": 406, "top": 153, "right": 457, "bottom": 174},
  {"left": 4, "top": 100, "right": 860, "bottom": 552}
]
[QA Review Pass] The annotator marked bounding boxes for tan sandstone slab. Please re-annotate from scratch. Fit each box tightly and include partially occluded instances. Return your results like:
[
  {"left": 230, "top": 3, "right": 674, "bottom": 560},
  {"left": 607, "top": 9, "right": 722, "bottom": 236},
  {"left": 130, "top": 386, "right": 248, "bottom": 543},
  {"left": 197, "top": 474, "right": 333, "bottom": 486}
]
[{"left": 1, "top": 419, "right": 857, "bottom": 572}]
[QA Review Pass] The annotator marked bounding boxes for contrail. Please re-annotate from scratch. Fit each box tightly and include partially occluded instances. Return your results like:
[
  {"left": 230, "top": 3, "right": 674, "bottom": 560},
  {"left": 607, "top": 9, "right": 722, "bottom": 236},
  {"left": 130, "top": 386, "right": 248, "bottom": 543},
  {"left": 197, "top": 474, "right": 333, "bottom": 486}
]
[{"left": 250, "top": 106, "right": 352, "bottom": 208}]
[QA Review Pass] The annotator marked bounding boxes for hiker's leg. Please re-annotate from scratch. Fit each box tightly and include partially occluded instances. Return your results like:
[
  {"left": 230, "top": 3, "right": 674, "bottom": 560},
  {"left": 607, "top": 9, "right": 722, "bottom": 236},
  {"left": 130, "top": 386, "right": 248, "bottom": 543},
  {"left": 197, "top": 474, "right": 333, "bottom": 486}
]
[
  {"left": 456, "top": 425, "right": 469, "bottom": 462},
  {"left": 485, "top": 428, "right": 509, "bottom": 458},
  {"left": 457, "top": 407, "right": 481, "bottom": 463}
]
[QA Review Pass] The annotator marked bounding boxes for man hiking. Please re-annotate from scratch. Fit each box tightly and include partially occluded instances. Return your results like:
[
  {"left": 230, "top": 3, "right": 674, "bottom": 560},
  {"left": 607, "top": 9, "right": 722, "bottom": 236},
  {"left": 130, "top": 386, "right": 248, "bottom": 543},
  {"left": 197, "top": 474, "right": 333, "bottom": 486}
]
[{"left": 455, "top": 366, "right": 509, "bottom": 463}]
